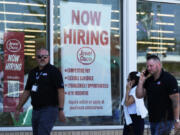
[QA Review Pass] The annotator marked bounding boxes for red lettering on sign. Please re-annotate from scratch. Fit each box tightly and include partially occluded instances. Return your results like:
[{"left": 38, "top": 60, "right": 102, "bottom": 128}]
[
  {"left": 78, "top": 29, "right": 85, "bottom": 44},
  {"left": 72, "top": 10, "right": 101, "bottom": 26},
  {"left": 63, "top": 29, "right": 109, "bottom": 45}
]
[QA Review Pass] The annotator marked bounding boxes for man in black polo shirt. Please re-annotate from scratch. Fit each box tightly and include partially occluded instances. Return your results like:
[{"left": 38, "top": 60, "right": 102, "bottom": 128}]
[
  {"left": 15, "top": 48, "right": 65, "bottom": 135},
  {"left": 136, "top": 54, "right": 180, "bottom": 135}
]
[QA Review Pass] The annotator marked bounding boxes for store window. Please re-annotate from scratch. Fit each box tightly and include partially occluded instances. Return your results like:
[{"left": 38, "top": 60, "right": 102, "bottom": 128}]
[
  {"left": 137, "top": 1, "right": 180, "bottom": 88},
  {"left": 53, "top": 0, "right": 122, "bottom": 126},
  {"left": 0, "top": 0, "right": 47, "bottom": 126}
]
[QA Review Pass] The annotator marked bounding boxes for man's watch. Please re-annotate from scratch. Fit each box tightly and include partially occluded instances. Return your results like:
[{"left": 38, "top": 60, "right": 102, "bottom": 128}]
[{"left": 175, "top": 119, "right": 180, "bottom": 123}]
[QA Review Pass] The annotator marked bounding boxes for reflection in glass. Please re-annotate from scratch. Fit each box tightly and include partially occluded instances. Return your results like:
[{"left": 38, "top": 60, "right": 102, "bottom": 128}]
[
  {"left": 137, "top": 1, "right": 180, "bottom": 88},
  {"left": 0, "top": 0, "right": 47, "bottom": 126},
  {"left": 53, "top": 0, "right": 122, "bottom": 126}
]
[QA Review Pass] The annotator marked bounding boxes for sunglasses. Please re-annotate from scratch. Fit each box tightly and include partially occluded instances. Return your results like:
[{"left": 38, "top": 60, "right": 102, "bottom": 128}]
[{"left": 37, "top": 55, "right": 48, "bottom": 59}]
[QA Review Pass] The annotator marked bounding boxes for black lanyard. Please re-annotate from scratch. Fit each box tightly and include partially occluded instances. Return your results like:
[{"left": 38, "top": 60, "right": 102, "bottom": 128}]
[{"left": 35, "top": 72, "right": 43, "bottom": 83}]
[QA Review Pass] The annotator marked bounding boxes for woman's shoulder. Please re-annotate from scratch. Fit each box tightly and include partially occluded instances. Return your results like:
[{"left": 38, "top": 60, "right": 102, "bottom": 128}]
[{"left": 130, "top": 86, "right": 136, "bottom": 94}]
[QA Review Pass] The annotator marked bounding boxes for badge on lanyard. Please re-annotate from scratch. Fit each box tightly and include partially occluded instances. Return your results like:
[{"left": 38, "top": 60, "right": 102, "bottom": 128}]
[
  {"left": 32, "top": 72, "right": 42, "bottom": 92},
  {"left": 32, "top": 84, "right": 38, "bottom": 92}
]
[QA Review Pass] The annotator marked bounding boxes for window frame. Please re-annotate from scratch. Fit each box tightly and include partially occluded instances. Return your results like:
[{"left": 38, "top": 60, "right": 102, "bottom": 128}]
[{"left": 51, "top": 0, "right": 125, "bottom": 130}]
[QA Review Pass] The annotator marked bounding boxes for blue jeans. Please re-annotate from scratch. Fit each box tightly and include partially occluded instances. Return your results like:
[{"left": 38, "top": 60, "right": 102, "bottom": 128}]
[
  {"left": 150, "top": 120, "right": 174, "bottom": 135},
  {"left": 32, "top": 106, "right": 58, "bottom": 135}
]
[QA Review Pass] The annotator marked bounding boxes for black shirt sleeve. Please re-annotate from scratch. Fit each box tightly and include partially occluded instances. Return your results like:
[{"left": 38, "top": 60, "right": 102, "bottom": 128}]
[
  {"left": 25, "top": 71, "right": 33, "bottom": 91},
  {"left": 167, "top": 74, "right": 179, "bottom": 95},
  {"left": 51, "top": 67, "right": 64, "bottom": 89}
]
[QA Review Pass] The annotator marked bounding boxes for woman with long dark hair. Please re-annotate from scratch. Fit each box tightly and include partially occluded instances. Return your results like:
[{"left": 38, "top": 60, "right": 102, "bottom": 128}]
[{"left": 122, "top": 71, "right": 148, "bottom": 135}]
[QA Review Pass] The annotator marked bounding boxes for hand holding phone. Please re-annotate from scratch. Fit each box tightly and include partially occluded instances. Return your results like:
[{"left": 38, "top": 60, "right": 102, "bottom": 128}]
[{"left": 144, "top": 69, "right": 149, "bottom": 76}]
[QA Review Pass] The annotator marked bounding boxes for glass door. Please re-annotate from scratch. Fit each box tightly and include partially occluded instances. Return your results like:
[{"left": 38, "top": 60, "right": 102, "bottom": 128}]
[
  {"left": 52, "top": 0, "right": 123, "bottom": 127},
  {"left": 137, "top": 0, "right": 180, "bottom": 88}
]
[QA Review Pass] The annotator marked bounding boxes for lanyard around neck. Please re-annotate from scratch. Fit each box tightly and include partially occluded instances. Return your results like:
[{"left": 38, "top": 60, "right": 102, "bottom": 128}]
[{"left": 36, "top": 72, "right": 43, "bottom": 80}]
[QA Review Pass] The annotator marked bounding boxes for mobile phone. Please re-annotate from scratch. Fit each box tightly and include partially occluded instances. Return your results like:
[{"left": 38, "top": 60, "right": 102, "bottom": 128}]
[{"left": 144, "top": 69, "right": 149, "bottom": 76}]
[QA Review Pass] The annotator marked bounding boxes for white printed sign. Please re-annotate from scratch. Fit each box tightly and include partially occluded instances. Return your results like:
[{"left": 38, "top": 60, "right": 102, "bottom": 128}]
[
  {"left": 7, "top": 80, "right": 19, "bottom": 97},
  {"left": 0, "top": 31, "right": 3, "bottom": 44},
  {"left": 60, "top": 2, "right": 112, "bottom": 116}
]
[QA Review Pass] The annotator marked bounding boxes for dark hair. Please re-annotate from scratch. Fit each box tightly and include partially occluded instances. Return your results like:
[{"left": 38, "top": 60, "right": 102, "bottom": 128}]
[
  {"left": 129, "top": 71, "right": 140, "bottom": 88},
  {"left": 146, "top": 54, "right": 160, "bottom": 61}
]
